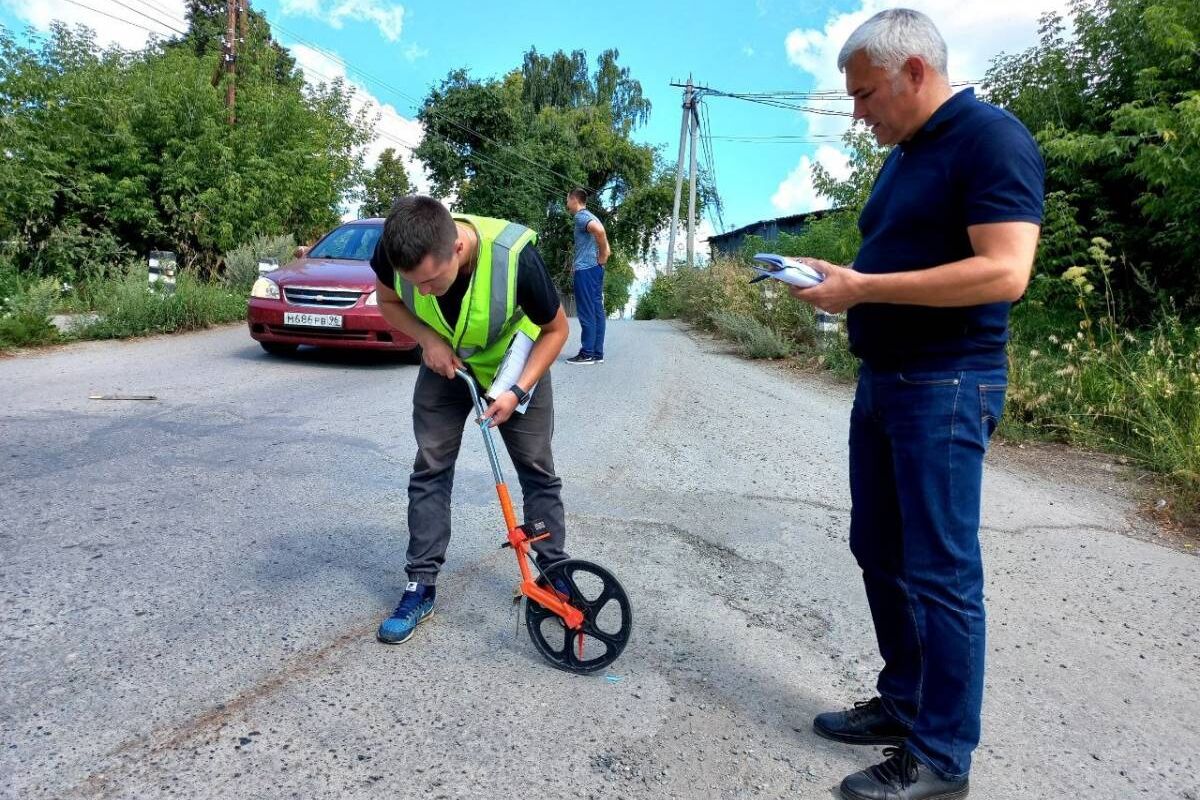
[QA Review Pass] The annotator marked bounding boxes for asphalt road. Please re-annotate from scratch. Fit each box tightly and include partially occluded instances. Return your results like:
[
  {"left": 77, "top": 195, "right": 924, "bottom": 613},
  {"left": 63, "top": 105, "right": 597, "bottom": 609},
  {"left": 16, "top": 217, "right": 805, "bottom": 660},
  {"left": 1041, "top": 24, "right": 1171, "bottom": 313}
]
[{"left": 2, "top": 321, "right": 1197, "bottom": 800}]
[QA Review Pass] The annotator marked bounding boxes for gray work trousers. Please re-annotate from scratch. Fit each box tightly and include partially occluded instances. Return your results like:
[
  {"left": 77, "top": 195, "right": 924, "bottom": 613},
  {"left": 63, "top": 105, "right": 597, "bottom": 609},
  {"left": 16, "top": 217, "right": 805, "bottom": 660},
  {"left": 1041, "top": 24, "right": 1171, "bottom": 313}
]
[{"left": 405, "top": 366, "right": 567, "bottom": 585}]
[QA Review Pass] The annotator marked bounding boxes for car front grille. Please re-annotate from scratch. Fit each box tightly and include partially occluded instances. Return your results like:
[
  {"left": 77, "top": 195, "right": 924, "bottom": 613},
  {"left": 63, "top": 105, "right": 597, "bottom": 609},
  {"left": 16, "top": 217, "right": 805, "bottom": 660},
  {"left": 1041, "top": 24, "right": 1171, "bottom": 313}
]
[
  {"left": 283, "top": 286, "right": 362, "bottom": 308},
  {"left": 267, "top": 325, "right": 371, "bottom": 341}
]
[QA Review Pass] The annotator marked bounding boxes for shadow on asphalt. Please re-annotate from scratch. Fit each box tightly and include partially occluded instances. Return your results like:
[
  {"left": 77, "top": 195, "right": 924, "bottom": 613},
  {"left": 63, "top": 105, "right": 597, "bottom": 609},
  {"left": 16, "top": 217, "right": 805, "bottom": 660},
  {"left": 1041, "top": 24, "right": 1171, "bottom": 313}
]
[
  {"left": 230, "top": 344, "right": 419, "bottom": 370},
  {"left": 251, "top": 522, "right": 405, "bottom": 606}
]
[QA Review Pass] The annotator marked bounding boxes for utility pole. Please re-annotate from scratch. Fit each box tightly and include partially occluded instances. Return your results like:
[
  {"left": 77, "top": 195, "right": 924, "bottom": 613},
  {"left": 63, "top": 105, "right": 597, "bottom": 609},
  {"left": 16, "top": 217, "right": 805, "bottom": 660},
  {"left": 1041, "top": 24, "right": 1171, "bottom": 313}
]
[
  {"left": 665, "top": 77, "right": 693, "bottom": 276},
  {"left": 687, "top": 101, "right": 699, "bottom": 270},
  {"left": 223, "top": 0, "right": 239, "bottom": 124}
]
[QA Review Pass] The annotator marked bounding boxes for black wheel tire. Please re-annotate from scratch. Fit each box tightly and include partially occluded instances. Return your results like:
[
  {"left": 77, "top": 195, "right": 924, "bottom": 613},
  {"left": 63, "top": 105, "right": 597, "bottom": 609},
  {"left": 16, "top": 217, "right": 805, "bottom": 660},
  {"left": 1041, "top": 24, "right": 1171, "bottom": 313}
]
[
  {"left": 524, "top": 559, "right": 632, "bottom": 674},
  {"left": 260, "top": 341, "right": 299, "bottom": 356}
]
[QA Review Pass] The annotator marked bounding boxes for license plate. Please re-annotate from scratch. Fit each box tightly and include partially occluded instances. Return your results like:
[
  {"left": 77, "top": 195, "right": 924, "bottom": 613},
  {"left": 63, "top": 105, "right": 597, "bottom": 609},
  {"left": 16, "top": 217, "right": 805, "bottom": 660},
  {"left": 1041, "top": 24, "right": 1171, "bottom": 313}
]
[{"left": 284, "top": 312, "right": 343, "bottom": 328}]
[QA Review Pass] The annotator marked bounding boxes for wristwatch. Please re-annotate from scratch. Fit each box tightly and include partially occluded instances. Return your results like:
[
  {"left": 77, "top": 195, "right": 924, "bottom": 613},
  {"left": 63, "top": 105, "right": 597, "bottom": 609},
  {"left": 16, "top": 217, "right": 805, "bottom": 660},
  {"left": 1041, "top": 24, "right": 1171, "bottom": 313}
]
[{"left": 508, "top": 384, "right": 529, "bottom": 405}]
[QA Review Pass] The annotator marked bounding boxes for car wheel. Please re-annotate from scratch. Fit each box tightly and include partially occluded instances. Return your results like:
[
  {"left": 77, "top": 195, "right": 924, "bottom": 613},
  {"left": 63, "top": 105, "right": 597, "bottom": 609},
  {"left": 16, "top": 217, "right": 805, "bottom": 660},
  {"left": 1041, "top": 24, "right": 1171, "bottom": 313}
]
[{"left": 260, "top": 342, "right": 299, "bottom": 356}]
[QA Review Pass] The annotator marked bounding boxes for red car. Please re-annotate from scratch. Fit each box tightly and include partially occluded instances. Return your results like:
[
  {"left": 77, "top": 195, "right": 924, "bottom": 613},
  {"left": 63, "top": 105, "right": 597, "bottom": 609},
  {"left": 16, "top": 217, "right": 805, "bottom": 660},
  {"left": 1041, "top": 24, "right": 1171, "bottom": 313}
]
[{"left": 247, "top": 218, "right": 418, "bottom": 356}]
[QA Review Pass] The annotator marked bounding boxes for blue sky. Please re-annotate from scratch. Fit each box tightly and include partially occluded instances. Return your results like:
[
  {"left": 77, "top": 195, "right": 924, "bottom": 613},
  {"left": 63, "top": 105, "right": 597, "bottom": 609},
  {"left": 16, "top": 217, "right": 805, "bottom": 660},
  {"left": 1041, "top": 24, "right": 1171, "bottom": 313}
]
[{"left": 1, "top": 0, "right": 1066, "bottom": 246}]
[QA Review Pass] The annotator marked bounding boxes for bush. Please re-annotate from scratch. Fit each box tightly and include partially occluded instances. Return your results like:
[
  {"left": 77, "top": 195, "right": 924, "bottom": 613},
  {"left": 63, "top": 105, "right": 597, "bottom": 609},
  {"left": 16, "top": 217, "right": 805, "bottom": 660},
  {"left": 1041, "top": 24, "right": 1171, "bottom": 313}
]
[
  {"left": 223, "top": 234, "right": 297, "bottom": 291},
  {"left": 27, "top": 220, "right": 129, "bottom": 282},
  {"left": 634, "top": 273, "right": 679, "bottom": 320},
  {"left": 0, "top": 276, "right": 60, "bottom": 348},
  {"left": 0, "top": 253, "right": 21, "bottom": 302},
  {"left": 602, "top": 252, "right": 636, "bottom": 316}
]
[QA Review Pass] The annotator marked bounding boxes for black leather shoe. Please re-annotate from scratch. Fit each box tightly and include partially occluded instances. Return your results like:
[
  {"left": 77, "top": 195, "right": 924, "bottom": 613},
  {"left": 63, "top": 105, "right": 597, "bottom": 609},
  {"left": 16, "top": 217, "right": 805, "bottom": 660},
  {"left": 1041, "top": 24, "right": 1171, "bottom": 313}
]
[
  {"left": 813, "top": 697, "right": 910, "bottom": 746},
  {"left": 840, "top": 746, "right": 969, "bottom": 800}
]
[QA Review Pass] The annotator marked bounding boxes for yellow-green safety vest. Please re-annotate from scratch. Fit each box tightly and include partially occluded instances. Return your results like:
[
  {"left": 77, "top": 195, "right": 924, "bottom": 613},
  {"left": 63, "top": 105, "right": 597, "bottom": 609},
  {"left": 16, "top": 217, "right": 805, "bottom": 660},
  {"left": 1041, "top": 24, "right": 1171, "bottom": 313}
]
[{"left": 396, "top": 214, "right": 542, "bottom": 391}]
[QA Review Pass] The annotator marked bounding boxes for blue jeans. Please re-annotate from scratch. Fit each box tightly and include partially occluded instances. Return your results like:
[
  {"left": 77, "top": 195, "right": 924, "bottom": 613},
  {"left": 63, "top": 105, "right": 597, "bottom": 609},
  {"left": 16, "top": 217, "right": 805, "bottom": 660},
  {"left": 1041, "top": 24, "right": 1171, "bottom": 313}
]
[
  {"left": 848, "top": 363, "right": 1007, "bottom": 779},
  {"left": 573, "top": 265, "right": 606, "bottom": 359}
]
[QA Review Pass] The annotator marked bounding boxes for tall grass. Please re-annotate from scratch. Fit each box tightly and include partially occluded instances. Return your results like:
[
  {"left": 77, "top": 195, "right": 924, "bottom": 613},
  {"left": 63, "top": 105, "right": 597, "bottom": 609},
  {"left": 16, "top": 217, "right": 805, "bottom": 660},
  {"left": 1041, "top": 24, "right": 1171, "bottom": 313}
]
[
  {"left": 222, "top": 234, "right": 297, "bottom": 291},
  {"left": 74, "top": 267, "right": 245, "bottom": 339},
  {"left": 709, "top": 309, "right": 794, "bottom": 359},
  {"left": 638, "top": 258, "right": 855, "bottom": 371},
  {"left": 1007, "top": 239, "right": 1200, "bottom": 514},
  {"left": 0, "top": 272, "right": 61, "bottom": 349},
  {"left": 0, "top": 233, "right": 278, "bottom": 350}
]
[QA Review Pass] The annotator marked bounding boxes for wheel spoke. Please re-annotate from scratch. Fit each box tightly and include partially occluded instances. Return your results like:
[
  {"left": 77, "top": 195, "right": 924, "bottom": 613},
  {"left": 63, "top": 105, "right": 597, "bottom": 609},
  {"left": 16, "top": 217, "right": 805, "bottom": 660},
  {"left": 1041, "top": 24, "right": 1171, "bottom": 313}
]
[
  {"left": 584, "top": 583, "right": 620, "bottom": 617},
  {"left": 582, "top": 623, "right": 621, "bottom": 649}
]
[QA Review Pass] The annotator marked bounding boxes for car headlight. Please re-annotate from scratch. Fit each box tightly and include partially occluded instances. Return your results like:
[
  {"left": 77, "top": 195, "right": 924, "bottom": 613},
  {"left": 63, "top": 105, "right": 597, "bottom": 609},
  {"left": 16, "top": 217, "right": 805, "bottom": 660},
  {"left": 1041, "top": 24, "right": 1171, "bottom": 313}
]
[
  {"left": 250, "top": 277, "right": 280, "bottom": 300},
  {"left": 365, "top": 290, "right": 378, "bottom": 306}
]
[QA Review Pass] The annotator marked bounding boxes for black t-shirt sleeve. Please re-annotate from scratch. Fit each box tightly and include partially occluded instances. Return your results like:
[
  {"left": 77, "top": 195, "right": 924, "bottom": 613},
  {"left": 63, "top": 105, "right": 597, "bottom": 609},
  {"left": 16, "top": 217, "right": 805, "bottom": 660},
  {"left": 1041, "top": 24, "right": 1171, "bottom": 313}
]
[
  {"left": 369, "top": 239, "right": 395, "bottom": 288},
  {"left": 516, "top": 245, "right": 561, "bottom": 326}
]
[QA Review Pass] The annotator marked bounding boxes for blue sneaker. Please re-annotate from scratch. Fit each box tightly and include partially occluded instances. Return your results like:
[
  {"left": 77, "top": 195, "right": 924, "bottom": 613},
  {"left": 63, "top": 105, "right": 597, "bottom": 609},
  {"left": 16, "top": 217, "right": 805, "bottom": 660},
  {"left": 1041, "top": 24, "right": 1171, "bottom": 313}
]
[{"left": 377, "top": 582, "right": 435, "bottom": 644}]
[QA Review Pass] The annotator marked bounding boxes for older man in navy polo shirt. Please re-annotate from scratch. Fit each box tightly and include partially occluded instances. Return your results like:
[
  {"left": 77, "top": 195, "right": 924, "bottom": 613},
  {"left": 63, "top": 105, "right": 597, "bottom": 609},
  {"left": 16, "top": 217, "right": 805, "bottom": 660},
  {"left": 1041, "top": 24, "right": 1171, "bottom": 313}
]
[{"left": 790, "top": 9, "right": 1044, "bottom": 800}]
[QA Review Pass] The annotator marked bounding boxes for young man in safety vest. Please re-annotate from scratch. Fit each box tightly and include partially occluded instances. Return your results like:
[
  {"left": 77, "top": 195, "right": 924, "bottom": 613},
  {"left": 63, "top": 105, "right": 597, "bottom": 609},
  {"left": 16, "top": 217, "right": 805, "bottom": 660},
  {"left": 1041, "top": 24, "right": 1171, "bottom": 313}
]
[{"left": 369, "top": 195, "right": 571, "bottom": 644}]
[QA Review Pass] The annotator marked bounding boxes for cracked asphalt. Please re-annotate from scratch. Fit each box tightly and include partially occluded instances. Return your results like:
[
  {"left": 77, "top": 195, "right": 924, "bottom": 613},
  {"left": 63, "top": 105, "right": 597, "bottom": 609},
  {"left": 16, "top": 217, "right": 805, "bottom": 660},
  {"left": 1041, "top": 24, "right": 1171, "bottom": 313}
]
[{"left": 2, "top": 320, "right": 1197, "bottom": 799}]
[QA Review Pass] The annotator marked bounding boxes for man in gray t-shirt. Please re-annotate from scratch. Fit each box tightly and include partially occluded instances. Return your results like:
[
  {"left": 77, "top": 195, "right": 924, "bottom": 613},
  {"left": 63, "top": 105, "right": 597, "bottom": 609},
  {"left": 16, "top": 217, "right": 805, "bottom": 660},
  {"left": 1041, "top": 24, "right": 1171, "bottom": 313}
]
[{"left": 565, "top": 188, "right": 610, "bottom": 365}]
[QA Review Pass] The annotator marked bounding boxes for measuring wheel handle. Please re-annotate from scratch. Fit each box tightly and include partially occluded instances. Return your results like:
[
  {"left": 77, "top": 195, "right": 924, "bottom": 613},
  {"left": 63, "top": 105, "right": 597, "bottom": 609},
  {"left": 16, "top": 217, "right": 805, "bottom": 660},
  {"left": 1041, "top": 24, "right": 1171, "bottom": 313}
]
[{"left": 451, "top": 370, "right": 633, "bottom": 675}]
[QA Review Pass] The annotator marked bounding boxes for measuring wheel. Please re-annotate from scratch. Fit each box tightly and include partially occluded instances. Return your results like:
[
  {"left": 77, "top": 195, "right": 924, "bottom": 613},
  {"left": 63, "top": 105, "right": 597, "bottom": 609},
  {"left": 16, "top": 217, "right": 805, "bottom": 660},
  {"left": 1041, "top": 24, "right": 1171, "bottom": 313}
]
[{"left": 525, "top": 559, "right": 632, "bottom": 674}]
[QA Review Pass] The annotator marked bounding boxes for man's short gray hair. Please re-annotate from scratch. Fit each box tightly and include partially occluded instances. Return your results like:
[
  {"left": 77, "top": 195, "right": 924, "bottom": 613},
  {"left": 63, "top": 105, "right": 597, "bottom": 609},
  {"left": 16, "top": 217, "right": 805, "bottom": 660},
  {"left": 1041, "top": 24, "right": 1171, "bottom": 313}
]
[{"left": 837, "top": 8, "right": 948, "bottom": 76}]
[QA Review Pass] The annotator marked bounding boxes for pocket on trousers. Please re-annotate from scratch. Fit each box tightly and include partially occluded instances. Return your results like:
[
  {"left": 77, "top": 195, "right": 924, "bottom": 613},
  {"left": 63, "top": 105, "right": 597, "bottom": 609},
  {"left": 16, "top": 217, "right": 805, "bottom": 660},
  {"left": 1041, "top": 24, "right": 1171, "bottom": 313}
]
[
  {"left": 979, "top": 383, "right": 1007, "bottom": 439},
  {"left": 896, "top": 370, "right": 962, "bottom": 387}
]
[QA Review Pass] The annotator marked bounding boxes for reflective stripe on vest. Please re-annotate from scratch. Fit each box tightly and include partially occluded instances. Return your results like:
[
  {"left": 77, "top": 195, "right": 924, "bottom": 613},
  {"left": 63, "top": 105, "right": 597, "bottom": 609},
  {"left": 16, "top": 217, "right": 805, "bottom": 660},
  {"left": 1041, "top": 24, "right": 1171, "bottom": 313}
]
[{"left": 489, "top": 222, "right": 527, "bottom": 344}]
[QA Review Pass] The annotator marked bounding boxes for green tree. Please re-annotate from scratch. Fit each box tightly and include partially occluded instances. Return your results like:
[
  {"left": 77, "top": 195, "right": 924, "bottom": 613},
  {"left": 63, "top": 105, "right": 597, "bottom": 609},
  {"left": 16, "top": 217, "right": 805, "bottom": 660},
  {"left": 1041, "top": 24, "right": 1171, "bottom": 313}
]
[
  {"left": 359, "top": 148, "right": 412, "bottom": 218},
  {"left": 0, "top": 18, "right": 369, "bottom": 278},
  {"left": 414, "top": 48, "right": 715, "bottom": 307},
  {"left": 983, "top": 0, "right": 1200, "bottom": 317}
]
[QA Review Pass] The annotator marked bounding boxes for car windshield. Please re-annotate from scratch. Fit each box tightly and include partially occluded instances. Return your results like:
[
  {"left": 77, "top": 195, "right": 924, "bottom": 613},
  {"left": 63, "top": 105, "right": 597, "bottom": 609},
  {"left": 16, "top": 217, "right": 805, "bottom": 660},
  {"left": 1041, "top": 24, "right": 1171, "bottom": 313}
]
[{"left": 307, "top": 223, "right": 383, "bottom": 261}]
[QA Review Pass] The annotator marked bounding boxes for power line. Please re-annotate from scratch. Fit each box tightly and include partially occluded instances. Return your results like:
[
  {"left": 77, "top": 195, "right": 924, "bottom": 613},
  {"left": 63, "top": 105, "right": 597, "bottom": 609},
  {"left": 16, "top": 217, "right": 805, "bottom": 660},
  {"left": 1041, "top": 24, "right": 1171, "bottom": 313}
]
[
  {"left": 56, "top": 0, "right": 176, "bottom": 37},
  {"left": 709, "top": 136, "right": 847, "bottom": 143},
  {"left": 126, "top": 0, "right": 195, "bottom": 26},
  {"left": 96, "top": 0, "right": 568, "bottom": 198},
  {"left": 260, "top": 12, "right": 586, "bottom": 194},
  {"left": 696, "top": 100, "right": 725, "bottom": 233},
  {"left": 108, "top": 0, "right": 187, "bottom": 35},
  {"left": 672, "top": 80, "right": 981, "bottom": 118},
  {"left": 109, "top": 0, "right": 607, "bottom": 198},
  {"left": 293, "top": 57, "right": 566, "bottom": 200}
]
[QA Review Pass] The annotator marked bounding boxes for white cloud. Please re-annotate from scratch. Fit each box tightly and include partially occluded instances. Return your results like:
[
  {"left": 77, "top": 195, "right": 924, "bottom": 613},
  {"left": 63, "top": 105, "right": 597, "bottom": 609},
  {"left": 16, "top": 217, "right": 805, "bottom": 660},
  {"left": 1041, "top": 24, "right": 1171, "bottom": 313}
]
[
  {"left": 1, "top": 0, "right": 189, "bottom": 49},
  {"left": 290, "top": 43, "right": 349, "bottom": 83},
  {"left": 289, "top": 43, "right": 429, "bottom": 214},
  {"left": 769, "top": 2, "right": 1070, "bottom": 213},
  {"left": 770, "top": 145, "right": 851, "bottom": 214},
  {"left": 403, "top": 43, "right": 429, "bottom": 62},
  {"left": 742, "top": 45, "right": 756, "bottom": 58},
  {"left": 783, "top": 1, "right": 1070, "bottom": 136},
  {"left": 636, "top": 217, "right": 714, "bottom": 272},
  {"left": 281, "top": 0, "right": 405, "bottom": 42}
]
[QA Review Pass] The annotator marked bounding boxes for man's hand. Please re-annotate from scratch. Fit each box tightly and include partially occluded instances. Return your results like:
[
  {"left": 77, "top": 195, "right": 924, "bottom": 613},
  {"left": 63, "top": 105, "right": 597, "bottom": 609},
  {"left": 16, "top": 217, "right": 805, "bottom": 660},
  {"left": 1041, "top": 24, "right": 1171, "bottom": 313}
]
[
  {"left": 789, "top": 258, "right": 868, "bottom": 313},
  {"left": 481, "top": 391, "right": 519, "bottom": 428},
  {"left": 421, "top": 335, "right": 463, "bottom": 379}
]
